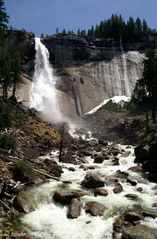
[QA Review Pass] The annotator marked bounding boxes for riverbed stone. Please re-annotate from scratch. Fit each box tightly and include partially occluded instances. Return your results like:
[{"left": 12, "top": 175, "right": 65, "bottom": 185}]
[
  {"left": 81, "top": 173, "right": 104, "bottom": 188},
  {"left": 113, "top": 183, "right": 123, "bottom": 193},
  {"left": 13, "top": 190, "right": 35, "bottom": 213},
  {"left": 124, "top": 211, "right": 143, "bottom": 222},
  {"left": 53, "top": 189, "right": 87, "bottom": 204},
  {"left": 67, "top": 198, "right": 82, "bottom": 219},
  {"left": 94, "top": 154, "right": 105, "bottom": 163},
  {"left": 84, "top": 201, "right": 106, "bottom": 216},
  {"left": 93, "top": 188, "right": 108, "bottom": 196},
  {"left": 121, "top": 224, "right": 157, "bottom": 239}
]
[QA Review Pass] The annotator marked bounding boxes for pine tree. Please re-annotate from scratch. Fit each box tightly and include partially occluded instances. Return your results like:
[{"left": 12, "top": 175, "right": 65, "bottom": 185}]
[
  {"left": 142, "top": 19, "right": 149, "bottom": 33},
  {"left": 135, "top": 17, "right": 142, "bottom": 35}
]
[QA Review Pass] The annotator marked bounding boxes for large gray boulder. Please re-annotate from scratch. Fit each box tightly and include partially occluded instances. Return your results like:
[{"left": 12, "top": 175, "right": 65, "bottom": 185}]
[
  {"left": 53, "top": 189, "right": 87, "bottom": 204},
  {"left": 67, "top": 198, "right": 82, "bottom": 219},
  {"left": 81, "top": 174, "right": 104, "bottom": 188},
  {"left": 121, "top": 224, "right": 157, "bottom": 239}
]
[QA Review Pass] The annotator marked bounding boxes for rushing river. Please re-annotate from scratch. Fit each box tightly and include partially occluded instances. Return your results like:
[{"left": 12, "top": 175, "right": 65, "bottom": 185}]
[{"left": 21, "top": 143, "right": 157, "bottom": 239}]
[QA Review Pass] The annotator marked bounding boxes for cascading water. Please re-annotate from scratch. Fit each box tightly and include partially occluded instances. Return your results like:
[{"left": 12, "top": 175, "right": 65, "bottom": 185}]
[
  {"left": 30, "top": 37, "right": 62, "bottom": 122},
  {"left": 119, "top": 37, "right": 131, "bottom": 97}
]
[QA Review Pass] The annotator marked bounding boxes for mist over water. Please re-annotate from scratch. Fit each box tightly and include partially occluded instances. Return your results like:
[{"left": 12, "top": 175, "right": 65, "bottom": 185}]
[{"left": 30, "top": 37, "right": 62, "bottom": 123}]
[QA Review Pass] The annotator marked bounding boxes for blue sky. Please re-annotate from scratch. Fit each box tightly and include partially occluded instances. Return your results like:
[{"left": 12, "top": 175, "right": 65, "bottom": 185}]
[{"left": 5, "top": 0, "right": 157, "bottom": 36}]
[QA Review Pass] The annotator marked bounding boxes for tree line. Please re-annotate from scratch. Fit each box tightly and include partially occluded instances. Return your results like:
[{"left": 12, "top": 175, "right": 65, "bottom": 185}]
[
  {"left": 51, "top": 14, "right": 156, "bottom": 38},
  {"left": 0, "top": 0, "right": 21, "bottom": 101}
]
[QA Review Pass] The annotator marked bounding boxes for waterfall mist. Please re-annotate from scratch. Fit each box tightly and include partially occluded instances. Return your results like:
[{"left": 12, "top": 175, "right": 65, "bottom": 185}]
[{"left": 30, "top": 37, "right": 63, "bottom": 123}]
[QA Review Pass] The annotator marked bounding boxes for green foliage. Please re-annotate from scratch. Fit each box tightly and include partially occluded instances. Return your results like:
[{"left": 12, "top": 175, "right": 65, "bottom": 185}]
[
  {"left": 0, "top": 100, "right": 13, "bottom": 129},
  {"left": 99, "top": 100, "right": 122, "bottom": 112},
  {"left": 0, "top": 133, "right": 16, "bottom": 150},
  {"left": 11, "top": 160, "right": 33, "bottom": 179},
  {"left": 76, "top": 15, "right": 153, "bottom": 38},
  {"left": 132, "top": 43, "right": 157, "bottom": 121}
]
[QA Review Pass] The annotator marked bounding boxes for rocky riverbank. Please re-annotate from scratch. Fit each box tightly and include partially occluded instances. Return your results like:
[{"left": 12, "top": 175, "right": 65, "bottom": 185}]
[{"left": 2, "top": 132, "right": 156, "bottom": 239}]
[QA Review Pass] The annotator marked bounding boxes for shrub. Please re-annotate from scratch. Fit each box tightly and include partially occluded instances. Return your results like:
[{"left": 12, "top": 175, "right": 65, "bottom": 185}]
[
  {"left": 0, "top": 100, "right": 13, "bottom": 129},
  {"left": 0, "top": 133, "right": 16, "bottom": 150},
  {"left": 11, "top": 160, "right": 33, "bottom": 181}
]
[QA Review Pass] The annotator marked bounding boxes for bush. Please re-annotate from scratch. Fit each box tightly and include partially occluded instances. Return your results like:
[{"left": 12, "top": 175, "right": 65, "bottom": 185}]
[
  {"left": 0, "top": 100, "right": 13, "bottom": 129},
  {"left": 100, "top": 100, "right": 122, "bottom": 112},
  {"left": 0, "top": 133, "right": 16, "bottom": 150},
  {"left": 11, "top": 160, "right": 33, "bottom": 181}
]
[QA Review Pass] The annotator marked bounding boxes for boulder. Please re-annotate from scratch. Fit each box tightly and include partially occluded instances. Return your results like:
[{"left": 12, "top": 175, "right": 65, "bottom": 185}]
[
  {"left": 124, "top": 211, "right": 143, "bottom": 222},
  {"left": 121, "top": 224, "right": 157, "bottom": 239},
  {"left": 84, "top": 201, "right": 106, "bottom": 216},
  {"left": 14, "top": 190, "right": 35, "bottom": 213},
  {"left": 113, "top": 183, "right": 123, "bottom": 193},
  {"left": 88, "top": 139, "right": 98, "bottom": 146},
  {"left": 127, "top": 176, "right": 137, "bottom": 186},
  {"left": 94, "top": 154, "right": 105, "bottom": 163},
  {"left": 134, "top": 145, "right": 150, "bottom": 163},
  {"left": 142, "top": 210, "right": 157, "bottom": 219},
  {"left": 44, "top": 160, "right": 63, "bottom": 177},
  {"left": 67, "top": 198, "right": 82, "bottom": 219},
  {"left": 53, "top": 189, "right": 87, "bottom": 204},
  {"left": 93, "top": 188, "right": 108, "bottom": 197},
  {"left": 128, "top": 165, "right": 142, "bottom": 172},
  {"left": 125, "top": 194, "right": 139, "bottom": 201},
  {"left": 81, "top": 174, "right": 104, "bottom": 188},
  {"left": 121, "top": 151, "right": 131, "bottom": 157}
]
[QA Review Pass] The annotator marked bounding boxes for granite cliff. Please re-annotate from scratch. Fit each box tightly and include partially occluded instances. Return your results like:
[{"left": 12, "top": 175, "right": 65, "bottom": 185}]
[{"left": 15, "top": 32, "right": 157, "bottom": 118}]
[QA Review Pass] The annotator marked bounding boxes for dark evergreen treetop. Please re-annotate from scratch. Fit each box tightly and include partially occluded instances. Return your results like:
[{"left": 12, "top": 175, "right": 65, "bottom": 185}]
[{"left": 0, "top": 0, "right": 9, "bottom": 29}]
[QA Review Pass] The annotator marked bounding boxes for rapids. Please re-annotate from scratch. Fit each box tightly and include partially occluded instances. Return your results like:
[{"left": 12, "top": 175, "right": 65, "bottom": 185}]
[{"left": 21, "top": 144, "right": 157, "bottom": 239}]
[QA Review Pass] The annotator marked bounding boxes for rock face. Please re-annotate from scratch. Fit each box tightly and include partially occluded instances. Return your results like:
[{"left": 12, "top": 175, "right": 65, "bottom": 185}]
[
  {"left": 13, "top": 32, "right": 157, "bottom": 119},
  {"left": 41, "top": 35, "right": 147, "bottom": 117}
]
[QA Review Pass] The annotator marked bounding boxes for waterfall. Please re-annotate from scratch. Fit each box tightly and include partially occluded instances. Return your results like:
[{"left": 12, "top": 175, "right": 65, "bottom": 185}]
[
  {"left": 119, "top": 37, "right": 131, "bottom": 97},
  {"left": 30, "top": 37, "right": 62, "bottom": 122}
]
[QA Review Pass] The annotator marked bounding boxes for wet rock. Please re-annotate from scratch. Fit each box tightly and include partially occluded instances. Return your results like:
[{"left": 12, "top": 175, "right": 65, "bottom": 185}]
[
  {"left": 81, "top": 173, "right": 104, "bottom": 188},
  {"left": 121, "top": 151, "right": 131, "bottom": 157},
  {"left": 152, "top": 203, "right": 157, "bottom": 208},
  {"left": 53, "top": 189, "right": 87, "bottom": 204},
  {"left": 116, "top": 170, "right": 129, "bottom": 179},
  {"left": 67, "top": 198, "right": 82, "bottom": 219},
  {"left": 142, "top": 209, "right": 157, "bottom": 218},
  {"left": 14, "top": 190, "right": 35, "bottom": 213},
  {"left": 98, "top": 140, "right": 108, "bottom": 146},
  {"left": 112, "top": 157, "right": 119, "bottom": 166},
  {"left": 68, "top": 167, "right": 75, "bottom": 172},
  {"left": 113, "top": 217, "right": 124, "bottom": 232},
  {"left": 121, "top": 224, "right": 157, "bottom": 239},
  {"left": 60, "top": 155, "right": 78, "bottom": 164},
  {"left": 88, "top": 139, "right": 98, "bottom": 146},
  {"left": 125, "top": 194, "right": 139, "bottom": 200},
  {"left": 10, "top": 232, "right": 33, "bottom": 239},
  {"left": 134, "top": 145, "right": 150, "bottom": 163},
  {"left": 127, "top": 176, "right": 137, "bottom": 186},
  {"left": 84, "top": 201, "right": 106, "bottom": 216},
  {"left": 128, "top": 165, "right": 142, "bottom": 172},
  {"left": 137, "top": 187, "right": 143, "bottom": 192},
  {"left": 94, "top": 154, "right": 105, "bottom": 163},
  {"left": 69, "top": 144, "right": 78, "bottom": 151},
  {"left": 93, "top": 188, "right": 108, "bottom": 197},
  {"left": 113, "top": 183, "right": 123, "bottom": 193},
  {"left": 44, "top": 160, "right": 63, "bottom": 177},
  {"left": 79, "top": 150, "right": 93, "bottom": 157},
  {"left": 124, "top": 211, "right": 142, "bottom": 222}
]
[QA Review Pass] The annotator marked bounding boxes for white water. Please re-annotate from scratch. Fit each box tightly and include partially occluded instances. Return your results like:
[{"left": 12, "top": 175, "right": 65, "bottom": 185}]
[
  {"left": 30, "top": 37, "right": 62, "bottom": 122},
  {"left": 21, "top": 145, "right": 157, "bottom": 239},
  {"left": 119, "top": 38, "right": 131, "bottom": 97}
]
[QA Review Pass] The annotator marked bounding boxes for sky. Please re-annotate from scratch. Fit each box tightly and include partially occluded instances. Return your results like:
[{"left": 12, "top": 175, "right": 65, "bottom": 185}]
[{"left": 5, "top": 0, "right": 157, "bottom": 36}]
